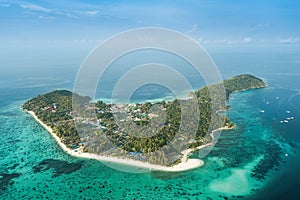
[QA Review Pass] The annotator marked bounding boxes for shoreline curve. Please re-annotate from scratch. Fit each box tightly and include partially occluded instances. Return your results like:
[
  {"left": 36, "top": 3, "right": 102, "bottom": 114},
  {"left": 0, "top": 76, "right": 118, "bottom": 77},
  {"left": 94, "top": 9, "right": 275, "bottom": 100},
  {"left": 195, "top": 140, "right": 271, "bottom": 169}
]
[{"left": 26, "top": 110, "right": 205, "bottom": 172}]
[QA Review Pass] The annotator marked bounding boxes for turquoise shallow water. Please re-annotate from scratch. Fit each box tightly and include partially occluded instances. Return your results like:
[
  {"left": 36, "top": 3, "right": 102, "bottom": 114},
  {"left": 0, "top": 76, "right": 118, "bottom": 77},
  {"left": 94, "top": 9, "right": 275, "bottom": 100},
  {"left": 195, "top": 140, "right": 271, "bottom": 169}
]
[
  {"left": 1, "top": 45, "right": 300, "bottom": 199},
  {"left": 1, "top": 80, "right": 300, "bottom": 199}
]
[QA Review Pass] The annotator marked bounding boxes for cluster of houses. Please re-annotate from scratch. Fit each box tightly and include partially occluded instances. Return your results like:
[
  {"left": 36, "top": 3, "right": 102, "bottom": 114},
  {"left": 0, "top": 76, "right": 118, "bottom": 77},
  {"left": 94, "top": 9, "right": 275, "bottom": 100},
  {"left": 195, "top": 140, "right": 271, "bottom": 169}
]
[
  {"left": 72, "top": 103, "right": 161, "bottom": 133},
  {"left": 41, "top": 103, "right": 57, "bottom": 113}
]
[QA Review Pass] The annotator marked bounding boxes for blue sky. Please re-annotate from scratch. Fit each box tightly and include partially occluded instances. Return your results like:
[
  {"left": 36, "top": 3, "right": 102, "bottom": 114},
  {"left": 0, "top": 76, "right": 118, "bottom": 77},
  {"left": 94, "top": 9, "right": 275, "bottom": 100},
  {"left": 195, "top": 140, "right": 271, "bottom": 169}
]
[
  {"left": 1, "top": 0, "right": 300, "bottom": 46},
  {"left": 1, "top": 0, "right": 300, "bottom": 80}
]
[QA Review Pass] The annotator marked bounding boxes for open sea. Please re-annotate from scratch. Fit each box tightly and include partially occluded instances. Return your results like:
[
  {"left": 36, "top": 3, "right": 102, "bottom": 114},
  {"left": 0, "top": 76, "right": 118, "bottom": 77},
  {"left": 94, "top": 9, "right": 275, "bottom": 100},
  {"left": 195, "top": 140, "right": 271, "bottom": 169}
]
[{"left": 0, "top": 47, "right": 300, "bottom": 199}]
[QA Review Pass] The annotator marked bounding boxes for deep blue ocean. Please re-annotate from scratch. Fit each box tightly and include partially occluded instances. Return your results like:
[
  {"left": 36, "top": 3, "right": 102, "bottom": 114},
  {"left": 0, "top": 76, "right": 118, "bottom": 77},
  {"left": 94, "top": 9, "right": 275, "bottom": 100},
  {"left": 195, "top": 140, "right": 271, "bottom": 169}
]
[{"left": 0, "top": 46, "right": 300, "bottom": 199}]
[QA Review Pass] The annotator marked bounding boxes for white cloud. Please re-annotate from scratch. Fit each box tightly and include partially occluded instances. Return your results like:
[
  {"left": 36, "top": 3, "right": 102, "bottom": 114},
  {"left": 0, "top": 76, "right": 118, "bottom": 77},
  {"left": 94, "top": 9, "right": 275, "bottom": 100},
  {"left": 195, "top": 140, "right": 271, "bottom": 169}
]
[
  {"left": 197, "top": 37, "right": 254, "bottom": 45},
  {"left": 38, "top": 15, "right": 55, "bottom": 20},
  {"left": 243, "top": 37, "right": 252, "bottom": 43},
  {"left": 19, "top": 2, "right": 101, "bottom": 19},
  {"left": 187, "top": 24, "right": 198, "bottom": 34},
  {"left": 225, "top": 37, "right": 253, "bottom": 44},
  {"left": 279, "top": 37, "right": 299, "bottom": 43},
  {"left": 65, "top": 12, "right": 78, "bottom": 19},
  {"left": 20, "top": 3, "right": 52, "bottom": 13},
  {"left": 75, "top": 10, "right": 100, "bottom": 16}
]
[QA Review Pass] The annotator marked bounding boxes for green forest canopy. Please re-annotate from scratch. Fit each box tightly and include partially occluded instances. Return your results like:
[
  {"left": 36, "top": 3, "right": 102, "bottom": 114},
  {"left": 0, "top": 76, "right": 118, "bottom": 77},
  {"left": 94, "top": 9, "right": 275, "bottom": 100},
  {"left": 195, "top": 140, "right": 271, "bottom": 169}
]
[{"left": 23, "top": 74, "right": 266, "bottom": 153}]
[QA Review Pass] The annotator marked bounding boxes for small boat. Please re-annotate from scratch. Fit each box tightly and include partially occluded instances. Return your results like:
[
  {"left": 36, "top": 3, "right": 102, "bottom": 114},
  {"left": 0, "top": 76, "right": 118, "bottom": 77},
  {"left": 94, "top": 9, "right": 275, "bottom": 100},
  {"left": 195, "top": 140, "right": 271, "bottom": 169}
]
[
  {"left": 280, "top": 121, "right": 284, "bottom": 123},
  {"left": 276, "top": 97, "right": 279, "bottom": 99},
  {"left": 266, "top": 101, "right": 269, "bottom": 105},
  {"left": 287, "top": 110, "right": 291, "bottom": 113},
  {"left": 287, "top": 118, "right": 291, "bottom": 120},
  {"left": 290, "top": 117, "right": 294, "bottom": 120},
  {"left": 261, "top": 110, "right": 265, "bottom": 113},
  {"left": 284, "top": 120, "right": 289, "bottom": 123}
]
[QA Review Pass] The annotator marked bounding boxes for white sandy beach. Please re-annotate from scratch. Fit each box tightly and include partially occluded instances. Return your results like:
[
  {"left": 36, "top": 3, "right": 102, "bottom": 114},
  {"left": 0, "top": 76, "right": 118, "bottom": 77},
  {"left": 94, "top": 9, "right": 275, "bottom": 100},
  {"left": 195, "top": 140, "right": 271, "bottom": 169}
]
[{"left": 26, "top": 110, "right": 206, "bottom": 172}]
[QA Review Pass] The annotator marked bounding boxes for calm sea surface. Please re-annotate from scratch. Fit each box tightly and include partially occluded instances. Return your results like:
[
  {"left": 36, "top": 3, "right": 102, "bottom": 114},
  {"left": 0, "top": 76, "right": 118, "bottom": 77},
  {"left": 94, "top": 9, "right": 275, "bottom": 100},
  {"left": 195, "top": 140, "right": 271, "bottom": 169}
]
[{"left": 0, "top": 49, "right": 300, "bottom": 199}]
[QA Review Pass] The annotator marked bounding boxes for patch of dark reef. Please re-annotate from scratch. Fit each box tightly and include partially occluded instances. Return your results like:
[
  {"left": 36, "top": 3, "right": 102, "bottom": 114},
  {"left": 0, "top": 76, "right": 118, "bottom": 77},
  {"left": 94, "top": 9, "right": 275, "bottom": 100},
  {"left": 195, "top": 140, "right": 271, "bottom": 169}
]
[
  {"left": 251, "top": 140, "right": 284, "bottom": 181},
  {"left": 33, "top": 159, "right": 83, "bottom": 177},
  {"left": 0, "top": 172, "right": 21, "bottom": 191}
]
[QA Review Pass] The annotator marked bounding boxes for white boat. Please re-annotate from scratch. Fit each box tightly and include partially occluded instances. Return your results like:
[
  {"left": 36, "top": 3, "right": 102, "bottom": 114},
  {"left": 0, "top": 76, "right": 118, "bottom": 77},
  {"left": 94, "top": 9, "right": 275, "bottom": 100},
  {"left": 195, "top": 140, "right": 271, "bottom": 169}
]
[
  {"left": 291, "top": 117, "right": 294, "bottom": 120},
  {"left": 287, "top": 110, "right": 291, "bottom": 113},
  {"left": 261, "top": 110, "right": 265, "bottom": 113},
  {"left": 284, "top": 120, "right": 289, "bottom": 123}
]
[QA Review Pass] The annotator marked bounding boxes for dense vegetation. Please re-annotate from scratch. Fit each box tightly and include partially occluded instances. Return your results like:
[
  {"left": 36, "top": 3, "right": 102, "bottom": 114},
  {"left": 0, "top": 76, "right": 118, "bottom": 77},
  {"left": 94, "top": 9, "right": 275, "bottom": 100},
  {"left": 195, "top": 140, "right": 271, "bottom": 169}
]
[
  {"left": 23, "top": 74, "right": 266, "bottom": 165},
  {"left": 22, "top": 90, "right": 90, "bottom": 148},
  {"left": 223, "top": 74, "right": 266, "bottom": 99}
]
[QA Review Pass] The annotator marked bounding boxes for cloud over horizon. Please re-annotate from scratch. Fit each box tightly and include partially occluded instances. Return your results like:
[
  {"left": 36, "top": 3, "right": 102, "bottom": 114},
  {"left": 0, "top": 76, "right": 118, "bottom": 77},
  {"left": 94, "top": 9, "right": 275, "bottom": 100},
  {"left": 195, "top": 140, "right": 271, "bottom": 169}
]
[{"left": 0, "top": 0, "right": 299, "bottom": 47}]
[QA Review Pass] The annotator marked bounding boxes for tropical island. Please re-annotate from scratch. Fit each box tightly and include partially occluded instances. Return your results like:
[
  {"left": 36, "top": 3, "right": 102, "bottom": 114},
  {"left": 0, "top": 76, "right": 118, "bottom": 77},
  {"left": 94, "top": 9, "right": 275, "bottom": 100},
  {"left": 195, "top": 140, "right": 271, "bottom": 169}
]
[{"left": 23, "top": 74, "right": 266, "bottom": 171}]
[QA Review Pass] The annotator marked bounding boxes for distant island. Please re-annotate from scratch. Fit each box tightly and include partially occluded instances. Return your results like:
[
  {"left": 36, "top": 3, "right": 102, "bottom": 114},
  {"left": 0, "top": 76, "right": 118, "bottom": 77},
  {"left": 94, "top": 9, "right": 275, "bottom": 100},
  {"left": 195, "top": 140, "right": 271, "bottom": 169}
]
[{"left": 23, "top": 74, "right": 266, "bottom": 171}]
